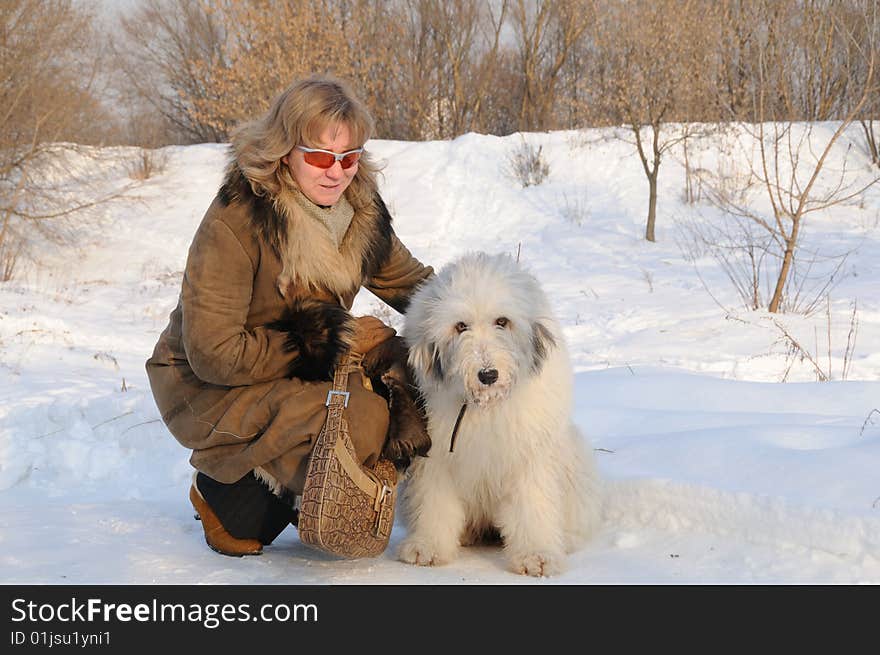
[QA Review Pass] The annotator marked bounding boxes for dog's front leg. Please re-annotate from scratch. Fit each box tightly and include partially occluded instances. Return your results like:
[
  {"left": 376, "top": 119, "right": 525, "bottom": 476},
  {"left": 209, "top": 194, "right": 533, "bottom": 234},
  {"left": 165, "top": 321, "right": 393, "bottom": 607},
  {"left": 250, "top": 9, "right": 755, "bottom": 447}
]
[
  {"left": 398, "top": 461, "right": 465, "bottom": 566},
  {"left": 496, "top": 470, "right": 567, "bottom": 577}
]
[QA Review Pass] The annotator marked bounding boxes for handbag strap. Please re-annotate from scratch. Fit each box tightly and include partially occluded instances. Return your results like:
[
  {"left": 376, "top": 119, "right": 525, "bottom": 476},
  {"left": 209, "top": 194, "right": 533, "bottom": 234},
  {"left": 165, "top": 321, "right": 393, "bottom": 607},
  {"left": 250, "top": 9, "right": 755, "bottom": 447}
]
[
  {"left": 323, "top": 351, "right": 362, "bottom": 439},
  {"left": 322, "top": 351, "right": 395, "bottom": 531},
  {"left": 325, "top": 350, "right": 364, "bottom": 407}
]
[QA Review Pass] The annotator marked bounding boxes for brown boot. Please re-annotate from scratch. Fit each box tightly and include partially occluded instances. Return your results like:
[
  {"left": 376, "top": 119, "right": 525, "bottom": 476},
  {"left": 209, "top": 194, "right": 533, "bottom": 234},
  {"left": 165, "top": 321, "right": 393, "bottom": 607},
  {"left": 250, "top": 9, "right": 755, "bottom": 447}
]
[{"left": 189, "top": 484, "right": 263, "bottom": 557}]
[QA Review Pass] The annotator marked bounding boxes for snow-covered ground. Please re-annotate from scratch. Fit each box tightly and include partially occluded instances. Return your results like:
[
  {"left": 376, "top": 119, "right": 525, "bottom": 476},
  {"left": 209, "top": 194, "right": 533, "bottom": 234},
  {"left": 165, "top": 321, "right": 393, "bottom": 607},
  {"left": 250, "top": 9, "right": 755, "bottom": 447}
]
[{"left": 2, "top": 126, "right": 879, "bottom": 584}]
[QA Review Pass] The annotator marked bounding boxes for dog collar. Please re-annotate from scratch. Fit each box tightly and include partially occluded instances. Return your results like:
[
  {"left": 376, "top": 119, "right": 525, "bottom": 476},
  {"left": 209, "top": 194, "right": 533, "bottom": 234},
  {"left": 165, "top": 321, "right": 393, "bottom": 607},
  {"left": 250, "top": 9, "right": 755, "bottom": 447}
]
[{"left": 449, "top": 403, "right": 467, "bottom": 452}]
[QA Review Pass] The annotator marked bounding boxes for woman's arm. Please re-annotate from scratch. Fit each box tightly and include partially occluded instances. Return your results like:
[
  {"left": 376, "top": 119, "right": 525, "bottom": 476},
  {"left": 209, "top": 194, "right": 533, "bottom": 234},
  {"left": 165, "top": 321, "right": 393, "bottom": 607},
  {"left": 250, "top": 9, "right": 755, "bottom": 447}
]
[
  {"left": 365, "top": 231, "right": 433, "bottom": 314},
  {"left": 180, "top": 216, "right": 296, "bottom": 386}
]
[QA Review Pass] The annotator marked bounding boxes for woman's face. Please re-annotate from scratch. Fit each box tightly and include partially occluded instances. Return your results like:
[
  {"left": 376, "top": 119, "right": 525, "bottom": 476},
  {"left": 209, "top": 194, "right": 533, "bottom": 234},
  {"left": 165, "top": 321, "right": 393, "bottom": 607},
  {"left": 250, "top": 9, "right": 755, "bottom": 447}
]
[{"left": 283, "top": 122, "right": 359, "bottom": 207}]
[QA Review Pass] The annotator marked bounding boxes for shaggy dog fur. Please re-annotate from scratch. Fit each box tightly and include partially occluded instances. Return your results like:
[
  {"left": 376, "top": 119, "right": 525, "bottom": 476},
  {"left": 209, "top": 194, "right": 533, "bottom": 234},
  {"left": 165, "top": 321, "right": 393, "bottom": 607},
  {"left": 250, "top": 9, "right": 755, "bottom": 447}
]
[{"left": 399, "top": 252, "right": 601, "bottom": 576}]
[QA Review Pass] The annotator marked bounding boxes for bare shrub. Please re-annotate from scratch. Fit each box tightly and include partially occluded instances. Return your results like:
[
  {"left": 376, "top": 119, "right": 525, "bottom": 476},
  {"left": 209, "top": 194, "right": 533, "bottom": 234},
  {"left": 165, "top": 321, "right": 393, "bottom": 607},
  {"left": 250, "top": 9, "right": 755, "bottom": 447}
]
[
  {"left": 861, "top": 409, "right": 880, "bottom": 437},
  {"left": 506, "top": 140, "right": 550, "bottom": 188},
  {"left": 558, "top": 190, "right": 590, "bottom": 226},
  {"left": 772, "top": 297, "right": 859, "bottom": 382},
  {"left": 681, "top": 130, "right": 703, "bottom": 205},
  {"left": 676, "top": 125, "right": 748, "bottom": 205},
  {"left": 708, "top": 154, "right": 756, "bottom": 209},
  {"left": 676, "top": 211, "right": 775, "bottom": 312},
  {"left": 126, "top": 149, "right": 169, "bottom": 181},
  {"left": 677, "top": 203, "right": 855, "bottom": 317}
]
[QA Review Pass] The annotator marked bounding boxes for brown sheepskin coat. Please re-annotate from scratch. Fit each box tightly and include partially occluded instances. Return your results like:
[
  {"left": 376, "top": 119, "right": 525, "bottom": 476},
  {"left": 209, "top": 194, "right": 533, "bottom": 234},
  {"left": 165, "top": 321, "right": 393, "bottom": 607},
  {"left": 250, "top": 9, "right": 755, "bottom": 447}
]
[{"left": 145, "top": 165, "right": 432, "bottom": 493}]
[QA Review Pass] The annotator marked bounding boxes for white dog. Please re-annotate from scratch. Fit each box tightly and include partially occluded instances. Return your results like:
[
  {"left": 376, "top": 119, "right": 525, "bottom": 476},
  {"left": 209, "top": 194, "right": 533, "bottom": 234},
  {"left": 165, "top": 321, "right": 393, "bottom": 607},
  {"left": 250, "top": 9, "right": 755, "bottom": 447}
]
[{"left": 399, "top": 252, "right": 601, "bottom": 576}]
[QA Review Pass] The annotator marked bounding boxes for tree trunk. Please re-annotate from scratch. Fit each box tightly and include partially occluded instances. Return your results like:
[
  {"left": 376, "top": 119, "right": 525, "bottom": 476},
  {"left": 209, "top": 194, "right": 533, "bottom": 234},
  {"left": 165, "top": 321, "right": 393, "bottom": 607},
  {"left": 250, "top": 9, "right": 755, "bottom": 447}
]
[
  {"left": 861, "top": 119, "right": 879, "bottom": 168},
  {"left": 632, "top": 123, "right": 661, "bottom": 243},
  {"left": 646, "top": 172, "right": 658, "bottom": 242},
  {"left": 683, "top": 134, "right": 693, "bottom": 203},
  {"left": 768, "top": 217, "right": 800, "bottom": 313}
]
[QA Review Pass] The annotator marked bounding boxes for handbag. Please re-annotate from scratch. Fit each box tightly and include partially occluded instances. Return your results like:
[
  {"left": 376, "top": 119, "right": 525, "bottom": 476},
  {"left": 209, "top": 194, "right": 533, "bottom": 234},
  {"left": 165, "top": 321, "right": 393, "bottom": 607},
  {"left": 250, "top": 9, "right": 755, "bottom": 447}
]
[{"left": 297, "top": 351, "right": 397, "bottom": 558}]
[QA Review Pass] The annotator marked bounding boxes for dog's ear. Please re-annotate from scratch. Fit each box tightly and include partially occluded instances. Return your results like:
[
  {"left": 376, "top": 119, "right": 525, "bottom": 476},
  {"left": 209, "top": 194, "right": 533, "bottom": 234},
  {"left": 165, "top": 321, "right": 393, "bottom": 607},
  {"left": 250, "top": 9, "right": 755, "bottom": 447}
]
[
  {"left": 408, "top": 340, "right": 444, "bottom": 381},
  {"left": 531, "top": 320, "right": 557, "bottom": 373}
]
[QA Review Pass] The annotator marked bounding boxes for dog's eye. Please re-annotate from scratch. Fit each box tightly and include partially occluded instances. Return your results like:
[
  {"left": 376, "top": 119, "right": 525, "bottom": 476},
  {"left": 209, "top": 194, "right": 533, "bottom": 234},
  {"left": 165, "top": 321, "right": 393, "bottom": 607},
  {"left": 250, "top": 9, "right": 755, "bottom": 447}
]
[
  {"left": 495, "top": 317, "right": 509, "bottom": 328},
  {"left": 454, "top": 321, "right": 468, "bottom": 334}
]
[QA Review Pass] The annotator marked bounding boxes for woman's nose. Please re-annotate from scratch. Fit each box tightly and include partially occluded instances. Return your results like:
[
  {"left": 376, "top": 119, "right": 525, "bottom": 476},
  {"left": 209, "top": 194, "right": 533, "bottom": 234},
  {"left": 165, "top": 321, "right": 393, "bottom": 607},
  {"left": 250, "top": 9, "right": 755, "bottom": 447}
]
[{"left": 324, "top": 161, "right": 344, "bottom": 179}]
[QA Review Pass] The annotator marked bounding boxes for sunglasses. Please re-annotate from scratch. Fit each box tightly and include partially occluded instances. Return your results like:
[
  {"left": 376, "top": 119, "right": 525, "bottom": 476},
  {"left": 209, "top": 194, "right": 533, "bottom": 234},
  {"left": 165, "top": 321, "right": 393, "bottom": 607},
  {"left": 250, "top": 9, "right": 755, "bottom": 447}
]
[{"left": 296, "top": 145, "right": 363, "bottom": 169}]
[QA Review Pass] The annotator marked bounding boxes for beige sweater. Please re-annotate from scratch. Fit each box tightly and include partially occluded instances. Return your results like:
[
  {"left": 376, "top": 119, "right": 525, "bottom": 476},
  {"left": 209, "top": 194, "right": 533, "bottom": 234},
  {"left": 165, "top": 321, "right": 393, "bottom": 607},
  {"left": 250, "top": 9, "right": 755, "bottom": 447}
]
[{"left": 291, "top": 188, "right": 354, "bottom": 249}]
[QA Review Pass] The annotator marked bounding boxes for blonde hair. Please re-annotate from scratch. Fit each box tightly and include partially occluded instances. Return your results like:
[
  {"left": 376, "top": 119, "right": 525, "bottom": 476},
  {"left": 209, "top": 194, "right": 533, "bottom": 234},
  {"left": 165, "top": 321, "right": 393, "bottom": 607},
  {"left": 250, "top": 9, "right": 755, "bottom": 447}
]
[{"left": 231, "top": 75, "right": 379, "bottom": 212}]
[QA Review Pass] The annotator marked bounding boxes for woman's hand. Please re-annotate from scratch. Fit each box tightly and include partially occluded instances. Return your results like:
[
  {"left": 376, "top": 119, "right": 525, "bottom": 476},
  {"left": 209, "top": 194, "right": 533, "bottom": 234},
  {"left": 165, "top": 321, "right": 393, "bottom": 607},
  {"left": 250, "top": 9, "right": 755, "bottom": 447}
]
[{"left": 350, "top": 316, "right": 396, "bottom": 355}]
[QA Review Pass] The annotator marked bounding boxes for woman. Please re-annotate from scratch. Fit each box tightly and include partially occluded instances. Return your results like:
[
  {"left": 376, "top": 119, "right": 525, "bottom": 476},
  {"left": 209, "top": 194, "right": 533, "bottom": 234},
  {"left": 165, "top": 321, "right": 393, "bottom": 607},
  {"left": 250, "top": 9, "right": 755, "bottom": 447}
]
[{"left": 146, "top": 76, "right": 433, "bottom": 557}]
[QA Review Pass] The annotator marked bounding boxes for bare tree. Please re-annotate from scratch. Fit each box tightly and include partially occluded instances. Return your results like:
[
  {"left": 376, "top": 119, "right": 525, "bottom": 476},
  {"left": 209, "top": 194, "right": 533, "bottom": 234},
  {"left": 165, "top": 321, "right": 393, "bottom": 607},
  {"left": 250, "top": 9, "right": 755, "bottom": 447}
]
[
  {"left": 510, "top": 0, "right": 590, "bottom": 132},
  {"left": 702, "top": 0, "right": 879, "bottom": 314},
  {"left": 332, "top": 0, "right": 412, "bottom": 139},
  {"left": 714, "top": 0, "right": 761, "bottom": 121},
  {"left": 393, "top": 0, "right": 508, "bottom": 139},
  {"left": 179, "top": 1, "right": 350, "bottom": 139},
  {"left": 792, "top": 3, "right": 857, "bottom": 121},
  {"left": 583, "top": 0, "right": 717, "bottom": 242},
  {"left": 862, "top": 118, "right": 880, "bottom": 167},
  {"left": 113, "top": 0, "right": 460, "bottom": 141},
  {"left": 0, "top": 0, "right": 124, "bottom": 279},
  {"left": 847, "top": 2, "right": 880, "bottom": 168},
  {"left": 113, "top": 0, "right": 226, "bottom": 144}
]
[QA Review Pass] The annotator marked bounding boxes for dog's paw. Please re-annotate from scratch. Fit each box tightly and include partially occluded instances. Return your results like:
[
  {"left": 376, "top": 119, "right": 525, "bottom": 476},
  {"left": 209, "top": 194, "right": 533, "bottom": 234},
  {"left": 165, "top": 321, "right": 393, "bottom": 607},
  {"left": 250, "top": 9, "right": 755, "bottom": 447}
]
[
  {"left": 510, "top": 551, "right": 565, "bottom": 577},
  {"left": 382, "top": 375, "right": 432, "bottom": 468},
  {"left": 398, "top": 538, "right": 455, "bottom": 567},
  {"left": 383, "top": 431, "right": 431, "bottom": 470}
]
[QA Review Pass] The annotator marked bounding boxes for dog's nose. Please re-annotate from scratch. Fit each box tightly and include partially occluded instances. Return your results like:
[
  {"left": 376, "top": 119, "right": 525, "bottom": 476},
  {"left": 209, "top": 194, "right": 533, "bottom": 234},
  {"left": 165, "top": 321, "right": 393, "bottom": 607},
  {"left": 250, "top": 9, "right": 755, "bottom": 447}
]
[{"left": 478, "top": 368, "right": 498, "bottom": 386}]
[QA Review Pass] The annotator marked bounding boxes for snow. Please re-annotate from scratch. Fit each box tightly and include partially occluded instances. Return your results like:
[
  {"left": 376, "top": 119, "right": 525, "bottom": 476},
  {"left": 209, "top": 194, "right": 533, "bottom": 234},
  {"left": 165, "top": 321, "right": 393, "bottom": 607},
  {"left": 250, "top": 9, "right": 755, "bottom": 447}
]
[{"left": 1, "top": 127, "right": 879, "bottom": 584}]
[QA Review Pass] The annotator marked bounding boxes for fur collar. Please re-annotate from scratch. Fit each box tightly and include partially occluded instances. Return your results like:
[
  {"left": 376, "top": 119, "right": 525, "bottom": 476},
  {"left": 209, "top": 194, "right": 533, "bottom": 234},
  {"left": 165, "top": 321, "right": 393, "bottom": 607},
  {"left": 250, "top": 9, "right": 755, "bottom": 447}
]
[{"left": 218, "top": 165, "right": 393, "bottom": 300}]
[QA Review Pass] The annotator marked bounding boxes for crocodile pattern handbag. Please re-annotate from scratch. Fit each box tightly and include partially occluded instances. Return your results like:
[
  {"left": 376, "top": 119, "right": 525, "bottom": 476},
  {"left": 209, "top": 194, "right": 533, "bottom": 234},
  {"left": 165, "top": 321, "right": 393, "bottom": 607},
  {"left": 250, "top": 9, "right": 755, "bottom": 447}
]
[{"left": 298, "top": 352, "right": 397, "bottom": 558}]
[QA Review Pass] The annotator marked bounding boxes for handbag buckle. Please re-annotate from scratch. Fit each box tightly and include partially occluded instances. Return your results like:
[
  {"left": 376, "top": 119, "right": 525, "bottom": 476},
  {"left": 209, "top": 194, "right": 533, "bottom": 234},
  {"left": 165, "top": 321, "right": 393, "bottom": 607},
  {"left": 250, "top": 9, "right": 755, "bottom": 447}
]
[
  {"left": 325, "top": 390, "right": 350, "bottom": 407},
  {"left": 373, "top": 483, "right": 393, "bottom": 536},
  {"left": 373, "top": 483, "right": 392, "bottom": 512}
]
